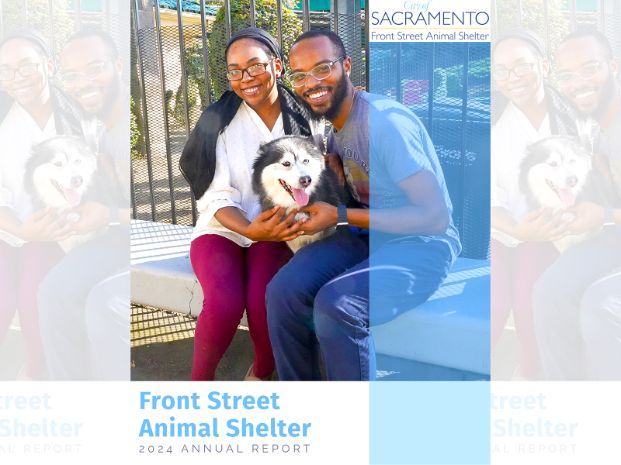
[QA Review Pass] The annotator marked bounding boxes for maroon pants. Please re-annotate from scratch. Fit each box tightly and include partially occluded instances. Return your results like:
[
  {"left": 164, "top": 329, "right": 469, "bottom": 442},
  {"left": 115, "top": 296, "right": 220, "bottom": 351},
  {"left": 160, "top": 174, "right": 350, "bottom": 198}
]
[
  {"left": 189, "top": 234, "right": 292, "bottom": 380},
  {"left": 491, "top": 239, "right": 559, "bottom": 378},
  {"left": 0, "top": 240, "right": 64, "bottom": 378}
]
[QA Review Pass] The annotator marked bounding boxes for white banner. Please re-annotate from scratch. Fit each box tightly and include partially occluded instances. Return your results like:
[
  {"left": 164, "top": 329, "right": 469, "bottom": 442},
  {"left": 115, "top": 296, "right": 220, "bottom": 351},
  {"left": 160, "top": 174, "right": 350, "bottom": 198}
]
[{"left": 369, "top": 0, "right": 491, "bottom": 43}]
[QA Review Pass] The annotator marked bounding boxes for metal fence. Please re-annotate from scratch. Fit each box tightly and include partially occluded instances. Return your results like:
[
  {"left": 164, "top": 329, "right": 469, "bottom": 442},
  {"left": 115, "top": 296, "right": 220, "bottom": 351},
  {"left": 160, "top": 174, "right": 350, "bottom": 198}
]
[
  {"left": 370, "top": 42, "right": 491, "bottom": 260},
  {"left": 0, "top": 0, "right": 125, "bottom": 56},
  {"left": 491, "top": 0, "right": 621, "bottom": 57},
  {"left": 130, "top": 0, "right": 368, "bottom": 227}
]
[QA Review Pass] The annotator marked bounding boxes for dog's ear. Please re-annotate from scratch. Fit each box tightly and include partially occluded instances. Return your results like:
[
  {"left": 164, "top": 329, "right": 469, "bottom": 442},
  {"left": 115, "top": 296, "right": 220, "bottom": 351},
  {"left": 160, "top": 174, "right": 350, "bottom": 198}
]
[{"left": 310, "top": 134, "right": 326, "bottom": 154}]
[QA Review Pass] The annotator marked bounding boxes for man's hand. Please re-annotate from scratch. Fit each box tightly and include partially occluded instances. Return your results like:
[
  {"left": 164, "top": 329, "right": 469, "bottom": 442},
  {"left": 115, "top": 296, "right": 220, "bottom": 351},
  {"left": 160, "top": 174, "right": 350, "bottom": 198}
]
[
  {"left": 325, "top": 153, "right": 346, "bottom": 188},
  {"left": 566, "top": 202, "right": 605, "bottom": 234},
  {"left": 512, "top": 208, "right": 570, "bottom": 242},
  {"left": 244, "top": 207, "right": 305, "bottom": 242},
  {"left": 299, "top": 202, "right": 338, "bottom": 235},
  {"left": 17, "top": 208, "right": 73, "bottom": 242},
  {"left": 69, "top": 202, "right": 112, "bottom": 235}
]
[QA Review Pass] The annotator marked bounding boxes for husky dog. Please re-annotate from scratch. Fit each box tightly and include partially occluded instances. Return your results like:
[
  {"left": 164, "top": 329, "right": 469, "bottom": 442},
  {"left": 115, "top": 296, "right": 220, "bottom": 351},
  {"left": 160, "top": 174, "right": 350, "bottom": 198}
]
[
  {"left": 252, "top": 135, "right": 347, "bottom": 252},
  {"left": 520, "top": 135, "right": 593, "bottom": 250},
  {"left": 24, "top": 135, "right": 98, "bottom": 250}
]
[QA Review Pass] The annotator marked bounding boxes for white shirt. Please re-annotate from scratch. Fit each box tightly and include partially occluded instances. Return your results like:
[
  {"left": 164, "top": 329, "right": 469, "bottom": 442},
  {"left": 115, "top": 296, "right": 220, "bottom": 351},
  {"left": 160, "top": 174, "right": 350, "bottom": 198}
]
[
  {"left": 0, "top": 102, "right": 56, "bottom": 246},
  {"left": 491, "top": 102, "right": 551, "bottom": 247},
  {"left": 191, "top": 102, "right": 323, "bottom": 246}
]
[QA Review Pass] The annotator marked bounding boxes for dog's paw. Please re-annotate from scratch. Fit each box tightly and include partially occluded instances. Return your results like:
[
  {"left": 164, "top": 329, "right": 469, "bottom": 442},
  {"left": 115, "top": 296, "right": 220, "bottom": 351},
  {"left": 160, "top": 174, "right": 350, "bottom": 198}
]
[
  {"left": 294, "top": 212, "right": 310, "bottom": 222},
  {"left": 66, "top": 212, "right": 80, "bottom": 223}
]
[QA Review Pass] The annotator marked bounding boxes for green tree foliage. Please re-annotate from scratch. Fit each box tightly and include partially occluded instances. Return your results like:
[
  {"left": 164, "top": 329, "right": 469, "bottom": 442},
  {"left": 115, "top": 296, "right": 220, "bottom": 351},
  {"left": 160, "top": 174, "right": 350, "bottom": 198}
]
[{"left": 207, "top": 0, "right": 303, "bottom": 99}]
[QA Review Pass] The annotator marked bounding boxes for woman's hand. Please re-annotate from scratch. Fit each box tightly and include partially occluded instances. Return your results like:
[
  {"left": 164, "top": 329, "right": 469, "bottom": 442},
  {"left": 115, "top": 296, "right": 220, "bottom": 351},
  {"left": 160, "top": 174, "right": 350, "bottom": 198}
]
[
  {"left": 17, "top": 208, "right": 73, "bottom": 242},
  {"left": 244, "top": 207, "right": 305, "bottom": 242},
  {"left": 512, "top": 208, "right": 570, "bottom": 242}
]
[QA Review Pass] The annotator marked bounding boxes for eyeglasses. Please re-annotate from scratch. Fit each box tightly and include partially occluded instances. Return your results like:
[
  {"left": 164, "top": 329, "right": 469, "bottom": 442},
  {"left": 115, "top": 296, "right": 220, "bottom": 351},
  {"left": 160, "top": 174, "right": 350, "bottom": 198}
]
[
  {"left": 556, "top": 61, "right": 606, "bottom": 86},
  {"left": 60, "top": 60, "right": 110, "bottom": 86},
  {"left": 492, "top": 62, "right": 536, "bottom": 81},
  {"left": 226, "top": 59, "right": 274, "bottom": 81},
  {"left": 289, "top": 56, "right": 346, "bottom": 88},
  {"left": 0, "top": 62, "right": 41, "bottom": 81}
]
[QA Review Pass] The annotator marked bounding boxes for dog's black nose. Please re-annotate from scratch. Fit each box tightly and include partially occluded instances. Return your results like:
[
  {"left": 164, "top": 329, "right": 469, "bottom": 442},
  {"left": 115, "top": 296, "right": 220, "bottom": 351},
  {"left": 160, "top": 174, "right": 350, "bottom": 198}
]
[
  {"left": 299, "top": 175, "right": 311, "bottom": 188},
  {"left": 566, "top": 175, "right": 578, "bottom": 188},
  {"left": 71, "top": 176, "right": 83, "bottom": 188}
]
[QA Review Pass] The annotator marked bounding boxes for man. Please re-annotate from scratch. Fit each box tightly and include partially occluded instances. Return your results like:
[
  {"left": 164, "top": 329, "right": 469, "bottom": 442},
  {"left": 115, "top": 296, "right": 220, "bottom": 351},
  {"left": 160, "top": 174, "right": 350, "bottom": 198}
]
[
  {"left": 266, "top": 30, "right": 461, "bottom": 380},
  {"left": 37, "top": 30, "right": 130, "bottom": 380},
  {"left": 533, "top": 29, "right": 621, "bottom": 380}
]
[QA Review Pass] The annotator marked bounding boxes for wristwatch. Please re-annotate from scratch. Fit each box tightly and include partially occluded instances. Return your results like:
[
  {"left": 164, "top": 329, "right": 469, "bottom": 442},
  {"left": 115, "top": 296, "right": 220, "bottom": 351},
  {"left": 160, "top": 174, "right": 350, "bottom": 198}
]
[
  {"left": 603, "top": 206, "right": 615, "bottom": 226},
  {"left": 336, "top": 204, "right": 348, "bottom": 229}
]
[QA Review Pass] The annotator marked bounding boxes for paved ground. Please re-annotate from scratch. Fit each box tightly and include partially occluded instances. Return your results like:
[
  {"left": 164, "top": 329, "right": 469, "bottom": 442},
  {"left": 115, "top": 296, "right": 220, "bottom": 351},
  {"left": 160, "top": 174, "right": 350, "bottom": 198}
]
[
  {"left": 2, "top": 306, "right": 509, "bottom": 381},
  {"left": 130, "top": 306, "right": 254, "bottom": 381}
]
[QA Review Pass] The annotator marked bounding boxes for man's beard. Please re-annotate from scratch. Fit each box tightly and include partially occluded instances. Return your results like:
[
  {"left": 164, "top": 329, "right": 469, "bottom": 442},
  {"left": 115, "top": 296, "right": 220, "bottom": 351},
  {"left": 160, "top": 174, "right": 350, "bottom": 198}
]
[
  {"left": 300, "top": 72, "right": 349, "bottom": 121},
  {"left": 591, "top": 75, "right": 617, "bottom": 119},
  {"left": 97, "top": 75, "right": 121, "bottom": 120}
]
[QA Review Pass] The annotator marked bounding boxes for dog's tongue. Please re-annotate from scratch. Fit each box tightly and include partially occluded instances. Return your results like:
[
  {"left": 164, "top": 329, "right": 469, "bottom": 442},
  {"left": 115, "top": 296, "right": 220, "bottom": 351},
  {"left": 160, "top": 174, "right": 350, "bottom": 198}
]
[
  {"left": 63, "top": 188, "right": 81, "bottom": 208},
  {"left": 292, "top": 188, "right": 309, "bottom": 207},
  {"left": 558, "top": 188, "right": 576, "bottom": 207}
]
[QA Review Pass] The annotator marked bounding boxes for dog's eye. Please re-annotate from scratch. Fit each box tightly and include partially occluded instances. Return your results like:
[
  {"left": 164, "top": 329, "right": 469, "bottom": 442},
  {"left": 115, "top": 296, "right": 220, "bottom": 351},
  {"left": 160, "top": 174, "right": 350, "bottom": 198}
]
[
  {"left": 282, "top": 161, "right": 291, "bottom": 167},
  {"left": 302, "top": 159, "right": 309, "bottom": 165}
]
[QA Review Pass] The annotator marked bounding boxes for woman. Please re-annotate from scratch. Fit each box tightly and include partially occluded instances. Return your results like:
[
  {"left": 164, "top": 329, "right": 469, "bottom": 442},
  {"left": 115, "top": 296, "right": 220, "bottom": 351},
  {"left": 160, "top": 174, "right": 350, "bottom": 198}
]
[
  {"left": 0, "top": 29, "right": 81, "bottom": 379},
  {"left": 179, "top": 28, "right": 323, "bottom": 381},
  {"left": 491, "top": 29, "right": 578, "bottom": 379}
]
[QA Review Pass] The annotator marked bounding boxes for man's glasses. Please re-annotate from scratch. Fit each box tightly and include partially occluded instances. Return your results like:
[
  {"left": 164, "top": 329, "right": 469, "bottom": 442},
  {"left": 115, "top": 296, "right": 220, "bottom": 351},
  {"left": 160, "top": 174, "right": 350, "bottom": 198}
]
[
  {"left": 60, "top": 60, "right": 110, "bottom": 86},
  {"left": 492, "top": 62, "right": 536, "bottom": 81},
  {"left": 226, "top": 59, "right": 274, "bottom": 81},
  {"left": 289, "top": 56, "right": 346, "bottom": 88},
  {"left": 0, "top": 62, "right": 41, "bottom": 81},
  {"left": 556, "top": 61, "right": 606, "bottom": 86}
]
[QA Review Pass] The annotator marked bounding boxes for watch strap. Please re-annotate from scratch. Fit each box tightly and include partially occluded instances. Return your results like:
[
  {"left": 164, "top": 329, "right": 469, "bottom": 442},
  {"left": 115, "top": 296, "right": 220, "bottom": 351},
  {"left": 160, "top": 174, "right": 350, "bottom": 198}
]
[{"left": 336, "top": 204, "right": 348, "bottom": 227}]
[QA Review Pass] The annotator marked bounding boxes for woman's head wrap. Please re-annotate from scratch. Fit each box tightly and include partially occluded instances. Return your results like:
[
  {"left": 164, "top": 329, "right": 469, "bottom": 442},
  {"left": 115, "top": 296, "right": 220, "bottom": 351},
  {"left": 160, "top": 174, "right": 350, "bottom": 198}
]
[{"left": 224, "top": 27, "right": 282, "bottom": 61}]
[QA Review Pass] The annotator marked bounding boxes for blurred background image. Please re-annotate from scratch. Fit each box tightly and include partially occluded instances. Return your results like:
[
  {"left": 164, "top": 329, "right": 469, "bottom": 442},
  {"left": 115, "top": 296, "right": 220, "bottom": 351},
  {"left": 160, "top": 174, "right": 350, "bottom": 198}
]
[{"left": 0, "top": 0, "right": 130, "bottom": 380}]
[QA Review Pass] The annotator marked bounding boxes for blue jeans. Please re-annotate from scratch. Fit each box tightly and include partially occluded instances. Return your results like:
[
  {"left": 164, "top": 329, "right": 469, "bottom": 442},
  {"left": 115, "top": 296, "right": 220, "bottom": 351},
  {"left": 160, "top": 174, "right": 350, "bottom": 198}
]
[
  {"left": 266, "top": 230, "right": 452, "bottom": 381},
  {"left": 533, "top": 227, "right": 621, "bottom": 379}
]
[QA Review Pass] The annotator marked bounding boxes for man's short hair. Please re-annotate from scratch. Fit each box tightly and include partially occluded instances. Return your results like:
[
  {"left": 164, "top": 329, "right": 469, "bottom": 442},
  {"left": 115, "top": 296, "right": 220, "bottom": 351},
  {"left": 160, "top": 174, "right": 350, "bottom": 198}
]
[
  {"left": 292, "top": 30, "right": 347, "bottom": 57},
  {"left": 65, "top": 29, "right": 119, "bottom": 60},
  {"left": 559, "top": 28, "right": 613, "bottom": 59}
]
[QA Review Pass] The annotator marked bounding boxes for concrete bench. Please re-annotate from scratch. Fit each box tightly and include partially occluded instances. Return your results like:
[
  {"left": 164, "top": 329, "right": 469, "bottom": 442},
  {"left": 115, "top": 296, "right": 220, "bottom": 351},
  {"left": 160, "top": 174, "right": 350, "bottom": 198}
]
[
  {"left": 131, "top": 220, "right": 210, "bottom": 318},
  {"left": 372, "top": 258, "right": 490, "bottom": 378},
  {"left": 131, "top": 220, "right": 489, "bottom": 378}
]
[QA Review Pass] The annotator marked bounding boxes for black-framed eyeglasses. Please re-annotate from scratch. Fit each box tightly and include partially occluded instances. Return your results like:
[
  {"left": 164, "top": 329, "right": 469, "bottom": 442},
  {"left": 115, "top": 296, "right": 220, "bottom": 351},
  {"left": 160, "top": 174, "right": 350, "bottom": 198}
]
[
  {"left": 60, "top": 60, "right": 111, "bottom": 87},
  {"left": 0, "top": 62, "right": 41, "bottom": 81},
  {"left": 492, "top": 62, "right": 536, "bottom": 81},
  {"left": 289, "top": 56, "right": 346, "bottom": 88},
  {"left": 556, "top": 61, "right": 606, "bottom": 86},
  {"left": 226, "top": 58, "right": 274, "bottom": 81}
]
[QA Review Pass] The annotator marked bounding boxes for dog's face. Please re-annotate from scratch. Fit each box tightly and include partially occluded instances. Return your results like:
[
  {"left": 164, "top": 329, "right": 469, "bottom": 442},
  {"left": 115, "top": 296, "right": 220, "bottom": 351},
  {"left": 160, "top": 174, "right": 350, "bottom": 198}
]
[
  {"left": 521, "top": 136, "right": 591, "bottom": 209},
  {"left": 254, "top": 136, "right": 325, "bottom": 208},
  {"left": 26, "top": 136, "right": 97, "bottom": 209}
]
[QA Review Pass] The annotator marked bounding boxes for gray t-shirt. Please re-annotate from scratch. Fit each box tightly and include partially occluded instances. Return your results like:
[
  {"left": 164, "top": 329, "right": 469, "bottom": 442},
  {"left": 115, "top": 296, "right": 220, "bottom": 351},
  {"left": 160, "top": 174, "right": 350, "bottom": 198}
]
[
  {"left": 598, "top": 109, "right": 621, "bottom": 205},
  {"left": 328, "top": 91, "right": 461, "bottom": 259}
]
